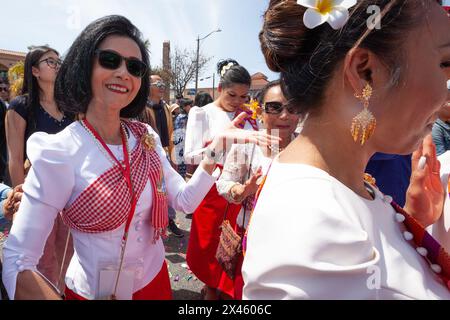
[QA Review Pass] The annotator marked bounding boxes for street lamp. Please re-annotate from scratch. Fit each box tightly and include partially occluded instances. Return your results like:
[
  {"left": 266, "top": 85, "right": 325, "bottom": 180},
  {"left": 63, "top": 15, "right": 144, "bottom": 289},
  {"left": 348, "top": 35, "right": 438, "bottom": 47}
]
[
  {"left": 199, "top": 73, "right": 216, "bottom": 99},
  {"left": 195, "top": 28, "right": 221, "bottom": 95}
]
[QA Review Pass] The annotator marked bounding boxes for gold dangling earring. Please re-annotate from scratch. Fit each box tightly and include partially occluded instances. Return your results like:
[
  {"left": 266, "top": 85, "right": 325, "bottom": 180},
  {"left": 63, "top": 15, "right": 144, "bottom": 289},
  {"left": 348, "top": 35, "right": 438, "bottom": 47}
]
[{"left": 351, "top": 83, "right": 376, "bottom": 146}]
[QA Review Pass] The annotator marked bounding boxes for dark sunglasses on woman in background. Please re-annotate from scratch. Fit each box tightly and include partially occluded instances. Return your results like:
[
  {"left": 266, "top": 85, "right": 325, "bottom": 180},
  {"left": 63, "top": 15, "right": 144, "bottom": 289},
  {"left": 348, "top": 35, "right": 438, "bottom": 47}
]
[
  {"left": 263, "top": 101, "right": 301, "bottom": 115},
  {"left": 95, "top": 49, "right": 148, "bottom": 78},
  {"left": 0, "top": 87, "right": 9, "bottom": 92},
  {"left": 151, "top": 81, "right": 166, "bottom": 89}
]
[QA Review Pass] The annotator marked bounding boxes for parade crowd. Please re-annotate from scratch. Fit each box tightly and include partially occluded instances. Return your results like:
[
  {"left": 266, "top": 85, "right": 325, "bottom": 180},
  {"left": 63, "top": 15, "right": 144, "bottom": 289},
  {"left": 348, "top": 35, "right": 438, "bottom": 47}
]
[{"left": 0, "top": 0, "right": 450, "bottom": 300}]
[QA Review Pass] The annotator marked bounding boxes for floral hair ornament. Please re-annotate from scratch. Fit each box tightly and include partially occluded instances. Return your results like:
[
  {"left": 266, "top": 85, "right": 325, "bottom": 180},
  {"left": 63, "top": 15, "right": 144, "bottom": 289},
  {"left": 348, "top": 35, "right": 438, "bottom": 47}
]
[
  {"left": 297, "top": 0, "right": 357, "bottom": 30},
  {"left": 220, "top": 62, "right": 236, "bottom": 77}
]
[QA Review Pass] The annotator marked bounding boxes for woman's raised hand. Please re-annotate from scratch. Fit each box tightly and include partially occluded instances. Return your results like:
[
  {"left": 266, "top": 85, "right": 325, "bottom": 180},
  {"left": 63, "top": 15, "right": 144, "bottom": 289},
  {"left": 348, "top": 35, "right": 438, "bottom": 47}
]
[
  {"left": 210, "top": 112, "right": 281, "bottom": 154},
  {"left": 404, "top": 135, "right": 445, "bottom": 228}
]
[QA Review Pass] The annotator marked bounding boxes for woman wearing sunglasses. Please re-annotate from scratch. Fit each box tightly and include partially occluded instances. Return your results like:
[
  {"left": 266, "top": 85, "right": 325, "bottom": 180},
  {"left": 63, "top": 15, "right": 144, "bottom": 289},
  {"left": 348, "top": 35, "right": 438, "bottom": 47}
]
[
  {"left": 216, "top": 80, "right": 301, "bottom": 299},
  {"left": 4, "top": 45, "right": 74, "bottom": 293},
  {"left": 2, "top": 15, "right": 276, "bottom": 300}
]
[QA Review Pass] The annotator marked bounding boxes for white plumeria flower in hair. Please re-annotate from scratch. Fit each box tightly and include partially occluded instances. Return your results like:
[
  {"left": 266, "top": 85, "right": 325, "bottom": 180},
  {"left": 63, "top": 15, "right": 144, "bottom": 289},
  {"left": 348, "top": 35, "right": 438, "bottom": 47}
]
[{"left": 297, "top": 0, "right": 357, "bottom": 30}]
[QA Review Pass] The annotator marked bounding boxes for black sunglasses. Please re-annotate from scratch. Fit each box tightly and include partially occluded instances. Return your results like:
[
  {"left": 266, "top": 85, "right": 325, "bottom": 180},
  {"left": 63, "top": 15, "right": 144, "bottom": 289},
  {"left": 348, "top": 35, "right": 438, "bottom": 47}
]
[
  {"left": 0, "top": 87, "right": 9, "bottom": 92},
  {"left": 151, "top": 81, "right": 166, "bottom": 89},
  {"left": 95, "top": 49, "right": 148, "bottom": 78},
  {"left": 263, "top": 101, "right": 300, "bottom": 115}
]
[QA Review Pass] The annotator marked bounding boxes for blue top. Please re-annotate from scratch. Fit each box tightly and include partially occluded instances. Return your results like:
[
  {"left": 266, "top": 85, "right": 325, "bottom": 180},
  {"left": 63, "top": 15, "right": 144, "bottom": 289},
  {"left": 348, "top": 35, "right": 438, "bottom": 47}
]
[
  {"left": 365, "top": 153, "right": 412, "bottom": 207},
  {"left": 432, "top": 119, "right": 450, "bottom": 156},
  {"left": 8, "top": 95, "right": 74, "bottom": 159},
  {"left": 0, "top": 182, "right": 12, "bottom": 221}
]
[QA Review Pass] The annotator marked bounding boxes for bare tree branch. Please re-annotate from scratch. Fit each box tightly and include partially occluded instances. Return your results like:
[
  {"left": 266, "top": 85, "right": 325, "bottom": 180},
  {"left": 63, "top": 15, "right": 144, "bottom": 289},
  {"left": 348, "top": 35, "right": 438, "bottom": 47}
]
[{"left": 153, "top": 47, "right": 211, "bottom": 98}]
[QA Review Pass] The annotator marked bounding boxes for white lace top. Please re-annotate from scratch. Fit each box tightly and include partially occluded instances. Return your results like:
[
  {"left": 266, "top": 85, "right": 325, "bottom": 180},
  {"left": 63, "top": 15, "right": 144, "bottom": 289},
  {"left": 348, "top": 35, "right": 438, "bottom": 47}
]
[{"left": 216, "top": 143, "right": 272, "bottom": 229}]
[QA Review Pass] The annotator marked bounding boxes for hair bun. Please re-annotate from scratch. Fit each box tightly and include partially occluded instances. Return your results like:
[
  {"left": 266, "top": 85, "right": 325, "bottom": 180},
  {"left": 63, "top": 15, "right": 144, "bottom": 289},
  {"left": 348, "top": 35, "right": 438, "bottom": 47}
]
[
  {"left": 260, "top": 0, "right": 310, "bottom": 72},
  {"left": 217, "top": 59, "right": 239, "bottom": 77}
]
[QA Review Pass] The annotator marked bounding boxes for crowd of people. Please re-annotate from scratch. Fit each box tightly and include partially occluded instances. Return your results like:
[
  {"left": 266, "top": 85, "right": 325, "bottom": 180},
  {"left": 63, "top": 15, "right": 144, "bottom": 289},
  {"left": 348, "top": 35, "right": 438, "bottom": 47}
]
[{"left": 0, "top": 0, "right": 449, "bottom": 300}]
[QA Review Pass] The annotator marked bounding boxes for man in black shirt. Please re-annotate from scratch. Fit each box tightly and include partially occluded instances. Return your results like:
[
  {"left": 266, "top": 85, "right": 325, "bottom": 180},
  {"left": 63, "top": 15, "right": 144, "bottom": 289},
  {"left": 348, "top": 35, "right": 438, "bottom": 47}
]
[{"left": 139, "top": 75, "right": 183, "bottom": 238}]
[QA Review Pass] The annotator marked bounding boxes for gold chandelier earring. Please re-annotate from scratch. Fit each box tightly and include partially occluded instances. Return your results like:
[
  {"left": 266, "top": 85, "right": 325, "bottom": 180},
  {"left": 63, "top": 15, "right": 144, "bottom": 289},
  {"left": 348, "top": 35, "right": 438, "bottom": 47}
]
[{"left": 351, "top": 83, "right": 376, "bottom": 146}]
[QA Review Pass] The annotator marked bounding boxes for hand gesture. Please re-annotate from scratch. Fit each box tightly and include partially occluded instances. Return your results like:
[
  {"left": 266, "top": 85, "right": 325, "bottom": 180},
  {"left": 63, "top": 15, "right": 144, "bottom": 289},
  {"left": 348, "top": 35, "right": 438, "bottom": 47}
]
[
  {"left": 210, "top": 112, "right": 281, "bottom": 154},
  {"left": 242, "top": 167, "right": 263, "bottom": 198},
  {"left": 404, "top": 135, "right": 444, "bottom": 228},
  {"left": 3, "top": 184, "right": 24, "bottom": 221}
]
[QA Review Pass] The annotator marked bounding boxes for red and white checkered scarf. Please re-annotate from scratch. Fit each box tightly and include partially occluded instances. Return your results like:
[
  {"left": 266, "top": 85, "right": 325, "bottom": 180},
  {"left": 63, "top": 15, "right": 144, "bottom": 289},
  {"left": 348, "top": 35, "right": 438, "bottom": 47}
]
[{"left": 61, "top": 120, "right": 168, "bottom": 241}]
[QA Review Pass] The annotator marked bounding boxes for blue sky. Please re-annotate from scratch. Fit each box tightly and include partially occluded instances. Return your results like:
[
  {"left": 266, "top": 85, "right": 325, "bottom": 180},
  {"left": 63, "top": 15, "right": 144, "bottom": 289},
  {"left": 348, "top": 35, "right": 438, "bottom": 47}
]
[
  {"left": 1, "top": 0, "right": 278, "bottom": 89},
  {"left": 2, "top": 0, "right": 449, "bottom": 89}
]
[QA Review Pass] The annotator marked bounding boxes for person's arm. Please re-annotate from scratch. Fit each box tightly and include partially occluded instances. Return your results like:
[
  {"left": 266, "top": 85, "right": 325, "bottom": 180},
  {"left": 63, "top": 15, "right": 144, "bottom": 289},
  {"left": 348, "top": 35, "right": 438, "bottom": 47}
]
[
  {"left": 216, "top": 144, "right": 262, "bottom": 204},
  {"left": 2, "top": 132, "right": 74, "bottom": 300},
  {"left": 184, "top": 106, "right": 209, "bottom": 166},
  {"left": 6, "top": 110, "right": 26, "bottom": 187},
  {"left": 151, "top": 113, "right": 278, "bottom": 213}
]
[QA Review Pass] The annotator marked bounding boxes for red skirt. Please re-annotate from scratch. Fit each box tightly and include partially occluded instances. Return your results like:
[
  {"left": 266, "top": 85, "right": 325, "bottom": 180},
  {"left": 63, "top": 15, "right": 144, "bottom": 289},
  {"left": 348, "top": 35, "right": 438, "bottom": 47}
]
[
  {"left": 64, "top": 261, "right": 172, "bottom": 300},
  {"left": 186, "top": 184, "right": 241, "bottom": 289}
]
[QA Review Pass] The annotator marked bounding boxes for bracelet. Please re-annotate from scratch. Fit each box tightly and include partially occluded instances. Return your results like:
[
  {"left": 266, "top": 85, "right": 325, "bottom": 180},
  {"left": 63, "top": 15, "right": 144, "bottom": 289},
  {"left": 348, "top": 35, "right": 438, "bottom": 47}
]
[
  {"left": 204, "top": 147, "right": 224, "bottom": 163},
  {"left": 230, "top": 183, "right": 244, "bottom": 203}
]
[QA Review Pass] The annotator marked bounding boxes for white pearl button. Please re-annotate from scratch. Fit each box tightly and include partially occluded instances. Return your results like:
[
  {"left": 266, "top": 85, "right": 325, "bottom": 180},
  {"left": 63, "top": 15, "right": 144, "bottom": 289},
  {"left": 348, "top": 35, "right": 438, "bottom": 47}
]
[
  {"left": 431, "top": 264, "right": 442, "bottom": 274},
  {"left": 395, "top": 214, "right": 406, "bottom": 223},
  {"left": 137, "top": 237, "right": 144, "bottom": 243},
  {"left": 416, "top": 247, "right": 428, "bottom": 257},
  {"left": 19, "top": 254, "right": 25, "bottom": 259},
  {"left": 15, "top": 260, "right": 23, "bottom": 265},
  {"left": 135, "top": 225, "right": 142, "bottom": 231},
  {"left": 403, "top": 231, "right": 414, "bottom": 241},
  {"left": 17, "top": 265, "right": 25, "bottom": 272},
  {"left": 383, "top": 195, "right": 393, "bottom": 203}
]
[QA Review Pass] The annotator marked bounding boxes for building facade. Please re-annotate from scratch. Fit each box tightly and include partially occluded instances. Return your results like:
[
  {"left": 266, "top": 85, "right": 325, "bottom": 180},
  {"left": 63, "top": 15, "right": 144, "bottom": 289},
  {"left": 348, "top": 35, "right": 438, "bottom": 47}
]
[{"left": 0, "top": 49, "right": 26, "bottom": 81}]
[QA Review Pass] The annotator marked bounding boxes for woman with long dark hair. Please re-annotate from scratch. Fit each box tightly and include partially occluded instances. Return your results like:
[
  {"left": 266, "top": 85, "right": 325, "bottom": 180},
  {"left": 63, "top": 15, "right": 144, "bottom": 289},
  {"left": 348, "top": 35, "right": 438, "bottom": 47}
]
[
  {"left": 5, "top": 46, "right": 75, "bottom": 293},
  {"left": 6, "top": 46, "right": 73, "bottom": 187}
]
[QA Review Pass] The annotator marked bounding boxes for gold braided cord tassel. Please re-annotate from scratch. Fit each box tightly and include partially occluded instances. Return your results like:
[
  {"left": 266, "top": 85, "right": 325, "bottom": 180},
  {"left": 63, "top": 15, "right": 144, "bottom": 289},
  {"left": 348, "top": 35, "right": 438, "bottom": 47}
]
[{"left": 351, "top": 108, "right": 377, "bottom": 146}]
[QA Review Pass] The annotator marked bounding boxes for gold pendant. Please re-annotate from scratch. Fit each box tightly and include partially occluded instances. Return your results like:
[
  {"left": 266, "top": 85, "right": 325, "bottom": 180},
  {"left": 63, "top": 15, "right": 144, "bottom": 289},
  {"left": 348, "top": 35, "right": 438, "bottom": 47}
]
[
  {"left": 351, "top": 108, "right": 377, "bottom": 146},
  {"left": 142, "top": 133, "right": 156, "bottom": 151}
]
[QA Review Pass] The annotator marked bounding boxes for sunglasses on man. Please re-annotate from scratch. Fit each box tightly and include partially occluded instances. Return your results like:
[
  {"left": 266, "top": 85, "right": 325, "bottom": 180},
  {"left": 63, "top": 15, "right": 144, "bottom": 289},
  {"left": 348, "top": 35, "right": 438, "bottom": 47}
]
[
  {"left": 39, "top": 58, "right": 62, "bottom": 70},
  {"left": 0, "top": 87, "right": 9, "bottom": 92},
  {"left": 95, "top": 49, "right": 148, "bottom": 78},
  {"left": 151, "top": 81, "right": 166, "bottom": 89},
  {"left": 263, "top": 101, "right": 301, "bottom": 115}
]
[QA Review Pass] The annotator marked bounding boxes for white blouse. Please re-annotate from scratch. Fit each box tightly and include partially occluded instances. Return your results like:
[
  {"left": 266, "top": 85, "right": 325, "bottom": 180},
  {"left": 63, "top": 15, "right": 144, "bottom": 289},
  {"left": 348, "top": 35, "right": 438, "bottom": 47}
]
[
  {"left": 242, "top": 162, "right": 450, "bottom": 300},
  {"left": 184, "top": 102, "right": 257, "bottom": 171},
  {"left": 2, "top": 121, "right": 216, "bottom": 300}
]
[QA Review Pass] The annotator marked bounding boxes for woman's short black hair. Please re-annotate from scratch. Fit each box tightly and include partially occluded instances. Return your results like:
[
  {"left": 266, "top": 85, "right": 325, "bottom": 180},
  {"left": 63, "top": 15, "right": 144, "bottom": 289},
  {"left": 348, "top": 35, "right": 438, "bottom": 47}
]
[
  {"left": 217, "top": 58, "right": 251, "bottom": 89},
  {"left": 257, "top": 79, "right": 281, "bottom": 106},
  {"left": 55, "top": 15, "right": 150, "bottom": 118},
  {"left": 193, "top": 91, "right": 213, "bottom": 107}
]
